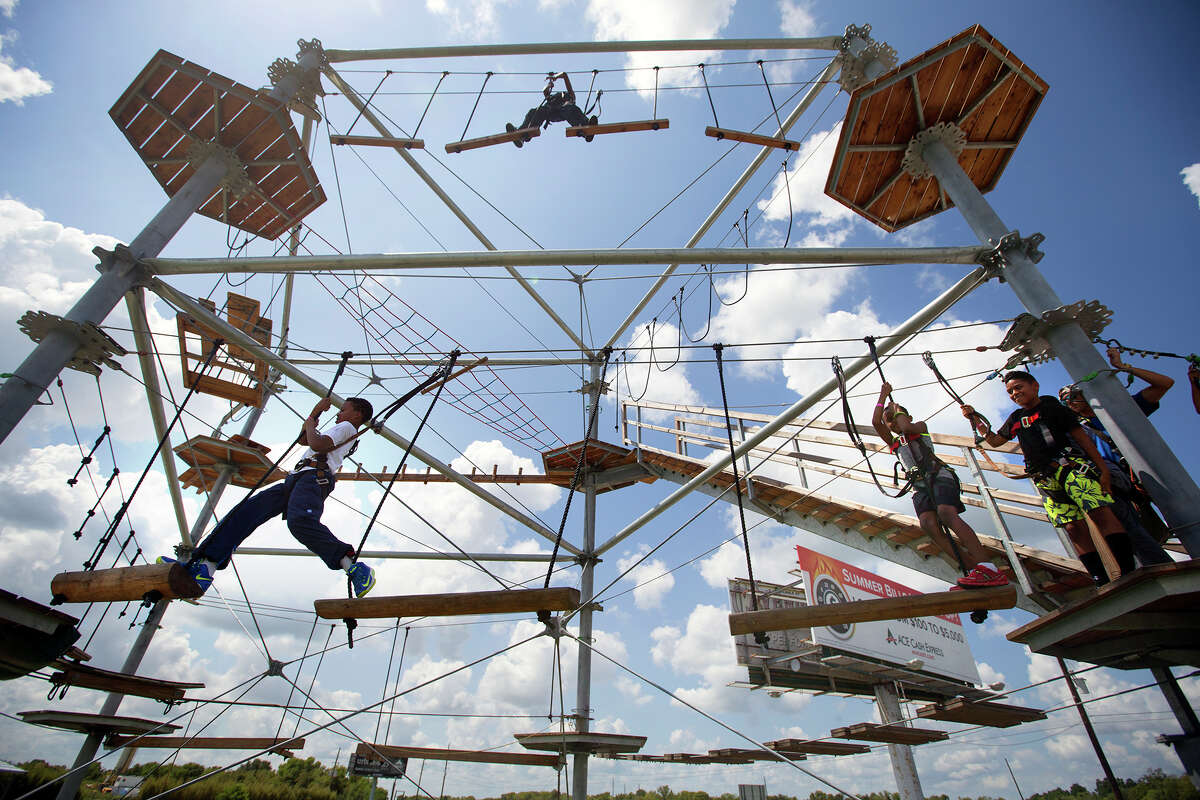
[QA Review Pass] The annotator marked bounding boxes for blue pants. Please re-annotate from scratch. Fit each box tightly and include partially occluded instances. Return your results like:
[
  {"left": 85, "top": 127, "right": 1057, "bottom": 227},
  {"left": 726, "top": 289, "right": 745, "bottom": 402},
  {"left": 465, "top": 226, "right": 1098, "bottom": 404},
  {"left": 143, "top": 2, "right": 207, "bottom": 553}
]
[{"left": 194, "top": 470, "right": 352, "bottom": 571}]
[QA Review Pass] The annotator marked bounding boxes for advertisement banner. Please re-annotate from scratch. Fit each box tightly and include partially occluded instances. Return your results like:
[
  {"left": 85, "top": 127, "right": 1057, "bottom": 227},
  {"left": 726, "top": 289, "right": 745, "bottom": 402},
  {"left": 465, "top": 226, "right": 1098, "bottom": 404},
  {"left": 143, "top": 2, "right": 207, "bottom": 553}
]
[{"left": 795, "top": 545, "right": 980, "bottom": 685}]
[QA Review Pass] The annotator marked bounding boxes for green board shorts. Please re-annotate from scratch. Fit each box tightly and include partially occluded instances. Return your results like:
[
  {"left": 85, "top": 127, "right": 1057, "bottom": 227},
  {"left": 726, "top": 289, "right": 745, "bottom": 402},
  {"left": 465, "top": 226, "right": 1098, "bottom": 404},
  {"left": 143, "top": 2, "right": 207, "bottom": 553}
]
[{"left": 1033, "top": 460, "right": 1113, "bottom": 526}]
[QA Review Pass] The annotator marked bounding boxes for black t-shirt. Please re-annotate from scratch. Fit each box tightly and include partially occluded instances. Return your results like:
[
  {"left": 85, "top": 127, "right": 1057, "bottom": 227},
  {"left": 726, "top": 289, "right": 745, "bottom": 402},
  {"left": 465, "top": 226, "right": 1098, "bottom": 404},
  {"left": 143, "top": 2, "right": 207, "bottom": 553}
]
[{"left": 1000, "top": 395, "right": 1081, "bottom": 473}]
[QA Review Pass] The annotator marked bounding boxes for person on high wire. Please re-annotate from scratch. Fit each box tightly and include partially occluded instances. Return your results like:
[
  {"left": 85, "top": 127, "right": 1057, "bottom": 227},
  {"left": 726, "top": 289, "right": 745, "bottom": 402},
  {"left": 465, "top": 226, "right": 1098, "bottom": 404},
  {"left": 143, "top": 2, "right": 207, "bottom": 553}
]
[
  {"left": 160, "top": 396, "right": 377, "bottom": 598},
  {"left": 871, "top": 382, "right": 1008, "bottom": 589},
  {"left": 506, "top": 72, "right": 597, "bottom": 146}
]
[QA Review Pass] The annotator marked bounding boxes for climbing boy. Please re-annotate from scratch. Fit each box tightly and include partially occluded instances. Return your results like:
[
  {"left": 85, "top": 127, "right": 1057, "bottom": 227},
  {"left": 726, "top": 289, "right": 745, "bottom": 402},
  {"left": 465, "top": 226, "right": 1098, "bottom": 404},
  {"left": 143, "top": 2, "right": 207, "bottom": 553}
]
[
  {"left": 871, "top": 382, "right": 1008, "bottom": 589},
  {"left": 506, "top": 72, "right": 597, "bottom": 146},
  {"left": 962, "top": 371, "right": 1136, "bottom": 585},
  {"left": 160, "top": 396, "right": 377, "bottom": 598}
]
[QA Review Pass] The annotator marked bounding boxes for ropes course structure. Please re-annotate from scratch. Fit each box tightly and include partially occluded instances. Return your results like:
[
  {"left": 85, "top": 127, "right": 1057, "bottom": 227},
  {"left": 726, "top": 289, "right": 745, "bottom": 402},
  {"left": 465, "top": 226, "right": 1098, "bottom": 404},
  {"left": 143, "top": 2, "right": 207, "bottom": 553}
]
[{"left": 3, "top": 21, "right": 1200, "bottom": 800}]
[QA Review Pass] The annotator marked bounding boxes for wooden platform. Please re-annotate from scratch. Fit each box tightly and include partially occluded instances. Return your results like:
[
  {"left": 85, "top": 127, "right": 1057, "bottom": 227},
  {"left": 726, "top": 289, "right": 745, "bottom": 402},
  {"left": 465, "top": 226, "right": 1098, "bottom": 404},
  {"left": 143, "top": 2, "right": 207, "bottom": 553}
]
[
  {"left": 762, "top": 737, "right": 870, "bottom": 756},
  {"left": 710, "top": 747, "right": 805, "bottom": 762},
  {"left": 915, "top": 697, "right": 1046, "bottom": 728},
  {"left": 729, "top": 585, "right": 1016, "bottom": 635},
  {"left": 330, "top": 134, "right": 424, "bottom": 149},
  {"left": 356, "top": 742, "right": 560, "bottom": 768},
  {"left": 832, "top": 722, "right": 948, "bottom": 745},
  {"left": 105, "top": 735, "right": 302, "bottom": 757},
  {"left": 175, "top": 433, "right": 283, "bottom": 492},
  {"left": 19, "top": 710, "right": 180, "bottom": 736},
  {"left": 51, "top": 564, "right": 205, "bottom": 605},
  {"left": 176, "top": 292, "right": 272, "bottom": 408},
  {"left": 541, "top": 439, "right": 657, "bottom": 494},
  {"left": 1007, "top": 561, "right": 1200, "bottom": 670},
  {"left": 0, "top": 589, "right": 80, "bottom": 681},
  {"left": 109, "top": 50, "right": 324, "bottom": 240},
  {"left": 825, "top": 24, "right": 1048, "bottom": 231},
  {"left": 705, "top": 126, "right": 802, "bottom": 151},
  {"left": 49, "top": 660, "right": 203, "bottom": 703},
  {"left": 445, "top": 126, "right": 539, "bottom": 153},
  {"left": 566, "top": 119, "right": 669, "bottom": 137},
  {"left": 314, "top": 587, "right": 581, "bottom": 620},
  {"left": 514, "top": 731, "right": 645, "bottom": 754}
]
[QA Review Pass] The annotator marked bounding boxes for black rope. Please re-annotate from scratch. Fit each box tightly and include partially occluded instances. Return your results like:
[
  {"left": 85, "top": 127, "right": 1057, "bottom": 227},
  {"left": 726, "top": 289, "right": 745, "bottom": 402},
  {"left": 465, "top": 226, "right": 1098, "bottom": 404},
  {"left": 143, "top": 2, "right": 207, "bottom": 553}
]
[
  {"left": 757, "top": 60, "right": 784, "bottom": 132},
  {"left": 1097, "top": 336, "right": 1200, "bottom": 365},
  {"left": 713, "top": 344, "right": 768, "bottom": 646},
  {"left": 412, "top": 71, "right": 448, "bottom": 138},
  {"left": 698, "top": 63, "right": 719, "bottom": 128},
  {"left": 67, "top": 426, "right": 110, "bottom": 487},
  {"left": 544, "top": 347, "right": 612, "bottom": 588},
  {"left": 582, "top": 69, "right": 598, "bottom": 113},
  {"left": 346, "top": 71, "right": 391, "bottom": 135},
  {"left": 652, "top": 66, "right": 660, "bottom": 118},
  {"left": 830, "top": 354, "right": 908, "bottom": 500},
  {"left": 922, "top": 351, "right": 990, "bottom": 444},
  {"left": 459, "top": 72, "right": 492, "bottom": 141}
]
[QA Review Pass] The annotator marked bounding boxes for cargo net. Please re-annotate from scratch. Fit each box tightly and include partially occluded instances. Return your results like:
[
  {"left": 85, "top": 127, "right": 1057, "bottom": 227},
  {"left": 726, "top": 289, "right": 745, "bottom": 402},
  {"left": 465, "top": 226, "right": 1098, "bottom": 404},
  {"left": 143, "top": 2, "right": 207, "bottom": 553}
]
[{"left": 322, "top": 272, "right": 565, "bottom": 453}]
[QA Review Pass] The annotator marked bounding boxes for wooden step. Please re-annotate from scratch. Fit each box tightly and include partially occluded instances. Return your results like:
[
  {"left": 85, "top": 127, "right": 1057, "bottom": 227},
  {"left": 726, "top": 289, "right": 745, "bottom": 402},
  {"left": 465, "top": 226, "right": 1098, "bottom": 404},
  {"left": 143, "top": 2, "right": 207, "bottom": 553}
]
[
  {"left": 315, "top": 586, "right": 580, "bottom": 620},
  {"left": 832, "top": 722, "right": 948, "bottom": 745},
  {"left": 51, "top": 564, "right": 204, "bottom": 605},
  {"left": 49, "top": 660, "right": 202, "bottom": 702},
  {"left": 330, "top": 134, "right": 424, "bottom": 149},
  {"left": 915, "top": 697, "right": 1046, "bottom": 728},
  {"left": 705, "top": 126, "right": 802, "bottom": 151},
  {"left": 566, "top": 118, "right": 669, "bottom": 137},
  {"left": 445, "top": 127, "right": 539, "bottom": 154}
]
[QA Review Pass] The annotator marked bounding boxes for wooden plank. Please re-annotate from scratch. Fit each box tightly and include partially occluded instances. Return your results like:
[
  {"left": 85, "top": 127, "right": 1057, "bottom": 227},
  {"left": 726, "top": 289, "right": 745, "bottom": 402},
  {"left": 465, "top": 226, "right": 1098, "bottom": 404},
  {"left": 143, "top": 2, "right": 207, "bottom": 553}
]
[
  {"left": 763, "top": 738, "right": 870, "bottom": 756},
  {"left": 315, "top": 587, "right": 581, "bottom": 620},
  {"left": 356, "top": 742, "right": 559, "bottom": 768},
  {"left": 106, "top": 736, "right": 302, "bottom": 753},
  {"left": 915, "top": 698, "right": 1045, "bottom": 728},
  {"left": 728, "top": 585, "right": 1016, "bottom": 636},
  {"left": 705, "top": 126, "right": 802, "bottom": 151},
  {"left": 49, "top": 661, "right": 202, "bottom": 702},
  {"left": 51, "top": 564, "right": 204, "bottom": 605},
  {"left": 832, "top": 722, "right": 948, "bottom": 745},
  {"left": 331, "top": 134, "right": 425, "bottom": 149},
  {"left": 565, "top": 118, "right": 669, "bottom": 137},
  {"left": 445, "top": 127, "right": 539, "bottom": 154}
]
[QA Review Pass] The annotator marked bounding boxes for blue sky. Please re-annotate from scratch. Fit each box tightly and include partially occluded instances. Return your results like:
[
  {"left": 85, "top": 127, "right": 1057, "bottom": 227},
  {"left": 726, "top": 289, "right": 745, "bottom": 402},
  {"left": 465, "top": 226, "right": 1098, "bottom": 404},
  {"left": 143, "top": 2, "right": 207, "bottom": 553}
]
[{"left": 1, "top": 0, "right": 1199, "bottom": 796}]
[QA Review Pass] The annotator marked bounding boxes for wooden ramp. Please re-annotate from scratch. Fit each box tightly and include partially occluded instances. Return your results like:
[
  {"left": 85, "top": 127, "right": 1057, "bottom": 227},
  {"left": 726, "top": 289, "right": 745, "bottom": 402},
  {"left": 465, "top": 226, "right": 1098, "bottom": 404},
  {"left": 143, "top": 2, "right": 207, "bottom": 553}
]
[
  {"left": 0, "top": 589, "right": 80, "bottom": 680},
  {"left": 915, "top": 698, "right": 1046, "bottom": 728},
  {"left": 315, "top": 587, "right": 580, "bottom": 620},
  {"left": 832, "top": 722, "right": 948, "bottom": 745},
  {"left": 105, "top": 736, "right": 303, "bottom": 757},
  {"left": 356, "top": 742, "right": 560, "bottom": 768},
  {"left": 514, "top": 731, "right": 645, "bottom": 754},
  {"left": 705, "top": 126, "right": 802, "bottom": 151},
  {"left": 51, "top": 564, "right": 204, "bottom": 605},
  {"left": 763, "top": 738, "right": 870, "bottom": 756},
  {"left": 49, "top": 660, "right": 203, "bottom": 703},
  {"left": 19, "top": 710, "right": 180, "bottom": 736},
  {"left": 728, "top": 585, "right": 1017, "bottom": 636},
  {"left": 566, "top": 119, "right": 669, "bottom": 137},
  {"left": 1007, "top": 561, "right": 1200, "bottom": 670},
  {"left": 445, "top": 126, "right": 539, "bottom": 153},
  {"left": 330, "top": 134, "right": 424, "bottom": 150}
]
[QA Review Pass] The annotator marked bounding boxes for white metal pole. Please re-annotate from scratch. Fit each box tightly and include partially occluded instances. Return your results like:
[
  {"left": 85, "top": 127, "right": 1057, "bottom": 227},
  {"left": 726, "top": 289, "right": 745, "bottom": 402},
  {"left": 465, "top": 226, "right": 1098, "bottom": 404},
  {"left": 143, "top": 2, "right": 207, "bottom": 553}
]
[
  {"left": 874, "top": 683, "right": 925, "bottom": 800},
  {"left": 572, "top": 360, "right": 602, "bottom": 800},
  {"left": 596, "top": 266, "right": 989, "bottom": 556},
  {"left": 960, "top": 446, "right": 1036, "bottom": 598}
]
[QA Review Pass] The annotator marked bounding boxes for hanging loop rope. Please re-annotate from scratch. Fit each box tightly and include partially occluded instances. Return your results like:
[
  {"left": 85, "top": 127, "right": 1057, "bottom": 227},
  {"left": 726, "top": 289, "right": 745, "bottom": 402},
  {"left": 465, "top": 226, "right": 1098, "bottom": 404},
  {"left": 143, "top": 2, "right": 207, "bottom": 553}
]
[
  {"left": 459, "top": 71, "right": 493, "bottom": 142},
  {"left": 652, "top": 66, "right": 661, "bottom": 118},
  {"left": 544, "top": 347, "right": 613, "bottom": 588},
  {"left": 412, "top": 71, "right": 449, "bottom": 138},
  {"left": 831, "top": 355, "right": 908, "bottom": 499},
  {"left": 757, "top": 60, "right": 784, "bottom": 132},
  {"left": 698, "top": 63, "right": 719, "bottom": 127},
  {"left": 346, "top": 71, "right": 391, "bottom": 136}
]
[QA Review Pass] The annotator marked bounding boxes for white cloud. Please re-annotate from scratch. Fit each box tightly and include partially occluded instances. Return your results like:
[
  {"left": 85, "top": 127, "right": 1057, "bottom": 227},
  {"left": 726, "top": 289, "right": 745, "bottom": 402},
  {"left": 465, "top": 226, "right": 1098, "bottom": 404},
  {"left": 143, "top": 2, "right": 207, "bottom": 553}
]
[
  {"left": 616, "top": 320, "right": 700, "bottom": 419},
  {"left": 778, "top": 0, "right": 817, "bottom": 36},
  {"left": 0, "top": 31, "right": 51, "bottom": 104},
  {"left": 1182, "top": 163, "right": 1200, "bottom": 208},
  {"left": 616, "top": 544, "right": 676, "bottom": 608},
  {"left": 424, "top": 0, "right": 513, "bottom": 40}
]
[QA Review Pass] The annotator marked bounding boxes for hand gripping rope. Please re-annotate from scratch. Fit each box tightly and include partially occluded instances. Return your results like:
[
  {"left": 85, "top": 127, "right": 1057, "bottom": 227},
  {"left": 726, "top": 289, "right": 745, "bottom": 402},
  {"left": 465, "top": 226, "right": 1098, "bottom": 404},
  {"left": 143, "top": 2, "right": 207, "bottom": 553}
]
[
  {"left": 713, "top": 344, "right": 769, "bottom": 646},
  {"left": 830, "top": 353, "right": 909, "bottom": 499},
  {"left": 343, "top": 350, "right": 461, "bottom": 648},
  {"left": 920, "top": 350, "right": 1012, "bottom": 479}
]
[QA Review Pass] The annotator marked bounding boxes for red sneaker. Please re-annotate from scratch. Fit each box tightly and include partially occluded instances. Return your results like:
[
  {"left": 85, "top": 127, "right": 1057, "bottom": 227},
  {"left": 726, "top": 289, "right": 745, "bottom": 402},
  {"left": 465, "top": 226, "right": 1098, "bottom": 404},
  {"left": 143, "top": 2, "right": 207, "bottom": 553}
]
[{"left": 956, "top": 565, "right": 1010, "bottom": 589}]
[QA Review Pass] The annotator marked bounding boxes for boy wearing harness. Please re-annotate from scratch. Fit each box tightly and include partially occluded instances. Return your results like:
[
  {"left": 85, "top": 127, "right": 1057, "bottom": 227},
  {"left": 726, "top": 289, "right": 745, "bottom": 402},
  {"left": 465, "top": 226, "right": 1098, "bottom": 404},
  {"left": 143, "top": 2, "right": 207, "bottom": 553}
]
[
  {"left": 871, "top": 382, "right": 1008, "bottom": 589},
  {"left": 159, "top": 396, "right": 377, "bottom": 598},
  {"left": 506, "top": 72, "right": 597, "bottom": 146},
  {"left": 963, "top": 370, "right": 1136, "bottom": 586}
]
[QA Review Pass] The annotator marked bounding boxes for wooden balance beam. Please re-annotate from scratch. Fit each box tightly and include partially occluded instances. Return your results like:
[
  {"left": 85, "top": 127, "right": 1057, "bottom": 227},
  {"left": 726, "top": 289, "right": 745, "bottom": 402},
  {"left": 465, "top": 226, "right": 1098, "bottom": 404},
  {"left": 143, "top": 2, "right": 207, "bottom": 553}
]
[
  {"left": 356, "top": 742, "right": 560, "bottom": 768},
  {"left": 445, "top": 126, "right": 539, "bottom": 154},
  {"left": 50, "top": 564, "right": 205, "bottom": 605},
  {"left": 705, "top": 126, "right": 803, "bottom": 152},
  {"left": 330, "top": 134, "right": 425, "bottom": 150},
  {"left": 727, "top": 585, "right": 1017, "bottom": 636},
  {"left": 105, "top": 736, "right": 303, "bottom": 757},
  {"left": 565, "top": 118, "right": 670, "bottom": 137},
  {"left": 49, "top": 660, "right": 203, "bottom": 703},
  {"left": 314, "top": 586, "right": 581, "bottom": 620}
]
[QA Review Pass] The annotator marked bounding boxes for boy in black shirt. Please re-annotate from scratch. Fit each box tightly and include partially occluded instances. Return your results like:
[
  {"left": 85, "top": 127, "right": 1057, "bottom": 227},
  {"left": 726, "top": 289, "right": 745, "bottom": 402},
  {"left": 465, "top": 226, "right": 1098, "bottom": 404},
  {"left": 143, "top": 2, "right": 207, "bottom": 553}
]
[{"left": 961, "top": 370, "right": 1136, "bottom": 585}]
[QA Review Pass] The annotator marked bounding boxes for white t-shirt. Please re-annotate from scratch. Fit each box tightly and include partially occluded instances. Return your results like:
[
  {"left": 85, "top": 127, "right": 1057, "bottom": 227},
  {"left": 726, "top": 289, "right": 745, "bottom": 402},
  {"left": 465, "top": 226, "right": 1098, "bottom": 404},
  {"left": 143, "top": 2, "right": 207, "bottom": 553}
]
[{"left": 295, "top": 420, "right": 359, "bottom": 474}]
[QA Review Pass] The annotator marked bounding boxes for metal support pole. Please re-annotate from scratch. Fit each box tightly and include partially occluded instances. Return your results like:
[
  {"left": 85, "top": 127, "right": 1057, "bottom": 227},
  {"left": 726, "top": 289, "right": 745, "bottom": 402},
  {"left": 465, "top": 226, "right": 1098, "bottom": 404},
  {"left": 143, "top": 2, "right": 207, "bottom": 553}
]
[
  {"left": 320, "top": 65, "right": 591, "bottom": 356},
  {"left": 148, "top": 279, "right": 575, "bottom": 553},
  {"left": 125, "top": 287, "right": 191, "bottom": 545},
  {"left": 960, "top": 446, "right": 1035, "bottom": 597},
  {"left": 596, "top": 266, "right": 990, "bottom": 556},
  {"left": 1057, "top": 657, "right": 1124, "bottom": 800},
  {"left": 572, "top": 360, "right": 602, "bottom": 800},
  {"left": 921, "top": 139, "right": 1200, "bottom": 555},
  {"left": 874, "top": 683, "right": 924, "bottom": 800},
  {"left": 1152, "top": 666, "right": 1200, "bottom": 787},
  {"left": 55, "top": 599, "right": 170, "bottom": 800},
  {"left": 0, "top": 155, "right": 229, "bottom": 445}
]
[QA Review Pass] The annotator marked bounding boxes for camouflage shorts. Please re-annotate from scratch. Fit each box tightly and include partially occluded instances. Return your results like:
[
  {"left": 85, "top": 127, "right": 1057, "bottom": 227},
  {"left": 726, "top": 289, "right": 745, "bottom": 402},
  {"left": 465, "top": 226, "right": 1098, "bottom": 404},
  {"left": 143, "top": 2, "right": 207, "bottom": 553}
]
[{"left": 1033, "top": 461, "right": 1113, "bottom": 526}]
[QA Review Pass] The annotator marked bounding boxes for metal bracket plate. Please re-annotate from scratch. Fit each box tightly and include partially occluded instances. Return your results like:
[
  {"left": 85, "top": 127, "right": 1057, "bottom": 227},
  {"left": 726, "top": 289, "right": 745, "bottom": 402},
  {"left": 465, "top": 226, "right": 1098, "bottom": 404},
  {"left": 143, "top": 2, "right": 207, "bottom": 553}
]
[
  {"left": 838, "top": 24, "right": 898, "bottom": 93},
  {"left": 998, "top": 300, "right": 1113, "bottom": 367},
  {"left": 18, "top": 310, "right": 129, "bottom": 376},
  {"left": 978, "top": 230, "right": 1046, "bottom": 276}
]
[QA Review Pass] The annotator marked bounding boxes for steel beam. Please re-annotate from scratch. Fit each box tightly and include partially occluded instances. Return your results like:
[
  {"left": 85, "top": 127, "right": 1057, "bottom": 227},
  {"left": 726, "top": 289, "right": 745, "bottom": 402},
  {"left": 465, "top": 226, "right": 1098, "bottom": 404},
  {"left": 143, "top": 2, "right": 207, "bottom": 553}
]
[
  {"left": 323, "top": 37, "right": 846, "bottom": 63},
  {"left": 148, "top": 279, "right": 576, "bottom": 554},
  {"left": 146, "top": 245, "right": 983, "bottom": 275},
  {"left": 234, "top": 547, "right": 556, "bottom": 562},
  {"left": 595, "top": 267, "right": 990, "bottom": 558}
]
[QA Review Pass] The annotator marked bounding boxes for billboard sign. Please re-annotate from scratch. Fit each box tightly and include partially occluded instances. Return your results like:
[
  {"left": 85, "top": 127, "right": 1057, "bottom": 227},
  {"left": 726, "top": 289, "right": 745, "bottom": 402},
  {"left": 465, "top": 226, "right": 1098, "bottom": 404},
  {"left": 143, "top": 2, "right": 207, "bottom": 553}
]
[
  {"left": 794, "top": 545, "right": 980, "bottom": 685},
  {"left": 728, "top": 577, "right": 812, "bottom": 667}
]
